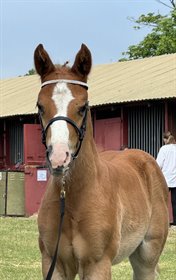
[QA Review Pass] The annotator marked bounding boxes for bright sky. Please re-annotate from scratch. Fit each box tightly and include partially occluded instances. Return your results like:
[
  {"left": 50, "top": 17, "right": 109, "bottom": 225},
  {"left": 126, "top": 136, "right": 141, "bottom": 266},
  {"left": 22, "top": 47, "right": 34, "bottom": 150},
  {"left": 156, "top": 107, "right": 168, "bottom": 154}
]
[{"left": 0, "top": 0, "right": 170, "bottom": 79}]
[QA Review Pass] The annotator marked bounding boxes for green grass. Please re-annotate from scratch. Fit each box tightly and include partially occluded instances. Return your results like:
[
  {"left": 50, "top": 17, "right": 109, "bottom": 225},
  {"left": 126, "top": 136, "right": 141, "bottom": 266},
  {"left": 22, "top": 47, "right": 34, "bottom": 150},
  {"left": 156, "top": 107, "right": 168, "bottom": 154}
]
[
  {"left": 0, "top": 217, "right": 41, "bottom": 280},
  {"left": 0, "top": 217, "right": 175, "bottom": 279}
]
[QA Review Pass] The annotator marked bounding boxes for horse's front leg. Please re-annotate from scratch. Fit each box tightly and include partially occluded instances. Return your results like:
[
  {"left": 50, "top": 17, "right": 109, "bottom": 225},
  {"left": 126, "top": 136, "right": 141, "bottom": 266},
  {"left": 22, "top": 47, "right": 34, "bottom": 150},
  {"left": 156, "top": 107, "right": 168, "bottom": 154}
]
[
  {"left": 39, "top": 237, "right": 63, "bottom": 279},
  {"left": 39, "top": 237, "right": 75, "bottom": 280},
  {"left": 78, "top": 257, "right": 112, "bottom": 280}
]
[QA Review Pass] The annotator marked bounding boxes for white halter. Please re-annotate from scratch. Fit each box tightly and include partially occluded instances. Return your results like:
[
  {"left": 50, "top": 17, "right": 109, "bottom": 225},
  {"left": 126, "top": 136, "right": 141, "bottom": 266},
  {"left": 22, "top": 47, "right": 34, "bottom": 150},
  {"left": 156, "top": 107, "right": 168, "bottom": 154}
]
[{"left": 41, "top": 79, "right": 88, "bottom": 89}]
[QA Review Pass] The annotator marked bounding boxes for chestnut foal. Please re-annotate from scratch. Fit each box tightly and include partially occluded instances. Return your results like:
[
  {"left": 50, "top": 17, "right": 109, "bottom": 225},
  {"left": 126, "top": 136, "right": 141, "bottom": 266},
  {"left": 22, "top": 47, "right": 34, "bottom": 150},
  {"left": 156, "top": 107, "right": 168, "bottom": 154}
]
[{"left": 34, "top": 44, "right": 168, "bottom": 280}]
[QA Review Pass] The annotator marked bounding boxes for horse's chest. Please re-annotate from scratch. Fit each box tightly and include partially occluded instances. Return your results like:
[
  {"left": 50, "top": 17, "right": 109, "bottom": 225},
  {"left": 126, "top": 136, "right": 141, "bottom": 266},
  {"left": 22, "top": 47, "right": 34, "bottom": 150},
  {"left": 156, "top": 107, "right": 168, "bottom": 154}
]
[
  {"left": 60, "top": 217, "right": 106, "bottom": 263},
  {"left": 39, "top": 201, "right": 114, "bottom": 264}
]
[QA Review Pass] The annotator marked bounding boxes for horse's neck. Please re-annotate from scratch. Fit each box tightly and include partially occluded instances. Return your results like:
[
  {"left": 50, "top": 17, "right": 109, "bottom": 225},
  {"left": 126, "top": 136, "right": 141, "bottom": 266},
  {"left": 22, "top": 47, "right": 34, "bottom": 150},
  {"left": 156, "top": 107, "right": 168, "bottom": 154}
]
[
  {"left": 71, "top": 114, "right": 99, "bottom": 183},
  {"left": 52, "top": 113, "right": 99, "bottom": 194},
  {"left": 64, "top": 113, "right": 99, "bottom": 190}
]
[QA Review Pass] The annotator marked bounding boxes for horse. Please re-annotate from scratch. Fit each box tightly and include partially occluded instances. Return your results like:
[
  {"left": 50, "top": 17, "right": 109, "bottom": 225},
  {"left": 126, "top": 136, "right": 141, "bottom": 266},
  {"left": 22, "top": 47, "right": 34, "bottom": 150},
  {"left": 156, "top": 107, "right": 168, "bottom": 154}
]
[{"left": 34, "top": 43, "right": 169, "bottom": 280}]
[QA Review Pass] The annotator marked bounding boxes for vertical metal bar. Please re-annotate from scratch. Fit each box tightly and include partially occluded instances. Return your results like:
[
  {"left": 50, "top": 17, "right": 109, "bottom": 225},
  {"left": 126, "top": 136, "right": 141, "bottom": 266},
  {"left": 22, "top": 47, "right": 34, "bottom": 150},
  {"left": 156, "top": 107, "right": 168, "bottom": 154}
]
[
  {"left": 151, "top": 106, "right": 154, "bottom": 156},
  {"left": 3, "top": 120, "right": 6, "bottom": 167},
  {"left": 134, "top": 108, "right": 135, "bottom": 148},
  {"left": 135, "top": 108, "right": 137, "bottom": 148},
  {"left": 128, "top": 108, "right": 131, "bottom": 147},
  {"left": 143, "top": 107, "right": 145, "bottom": 151},
  {"left": 120, "top": 107, "right": 123, "bottom": 148},
  {"left": 148, "top": 106, "right": 151, "bottom": 154},
  {"left": 136, "top": 108, "right": 138, "bottom": 148},
  {"left": 146, "top": 105, "right": 148, "bottom": 152},
  {"left": 141, "top": 107, "right": 143, "bottom": 151},
  {"left": 5, "top": 171, "right": 8, "bottom": 216},
  {"left": 153, "top": 106, "right": 156, "bottom": 157},
  {"left": 141, "top": 106, "right": 143, "bottom": 151},
  {"left": 139, "top": 106, "right": 141, "bottom": 150},
  {"left": 164, "top": 101, "right": 168, "bottom": 132}
]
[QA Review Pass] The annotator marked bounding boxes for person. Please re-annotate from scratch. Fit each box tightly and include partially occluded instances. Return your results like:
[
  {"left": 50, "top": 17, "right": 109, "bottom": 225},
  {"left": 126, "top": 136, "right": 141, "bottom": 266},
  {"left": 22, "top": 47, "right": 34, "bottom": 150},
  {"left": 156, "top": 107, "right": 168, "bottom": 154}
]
[
  {"left": 120, "top": 145, "right": 129, "bottom": 151},
  {"left": 156, "top": 131, "right": 176, "bottom": 226}
]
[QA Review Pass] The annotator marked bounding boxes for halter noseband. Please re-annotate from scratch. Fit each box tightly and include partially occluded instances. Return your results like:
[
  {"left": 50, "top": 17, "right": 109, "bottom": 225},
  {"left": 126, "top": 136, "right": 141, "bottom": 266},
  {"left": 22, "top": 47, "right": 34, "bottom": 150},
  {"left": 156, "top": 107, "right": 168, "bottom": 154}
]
[{"left": 38, "top": 79, "right": 89, "bottom": 170}]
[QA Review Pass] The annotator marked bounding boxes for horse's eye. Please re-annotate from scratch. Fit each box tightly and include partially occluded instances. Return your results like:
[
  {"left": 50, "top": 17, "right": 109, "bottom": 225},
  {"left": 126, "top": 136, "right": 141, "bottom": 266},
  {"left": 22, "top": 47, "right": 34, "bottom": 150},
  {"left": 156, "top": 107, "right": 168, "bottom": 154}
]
[
  {"left": 37, "top": 103, "right": 44, "bottom": 114},
  {"left": 78, "top": 105, "right": 87, "bottom": 116}
]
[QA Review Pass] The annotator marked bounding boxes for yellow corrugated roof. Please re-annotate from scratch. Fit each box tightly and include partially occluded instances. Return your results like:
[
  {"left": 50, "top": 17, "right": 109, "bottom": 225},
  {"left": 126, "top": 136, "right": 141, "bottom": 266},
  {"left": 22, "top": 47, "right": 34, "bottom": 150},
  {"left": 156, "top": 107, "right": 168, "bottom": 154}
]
[
  {"left": 0, "top": 75, "right": 41, "bottom": 117},
  {"left": 0, "top": 53, "right": 176, "bottom": 117},
  {"left": 89, "top": 53, "right": 176, "bottom": 106}
]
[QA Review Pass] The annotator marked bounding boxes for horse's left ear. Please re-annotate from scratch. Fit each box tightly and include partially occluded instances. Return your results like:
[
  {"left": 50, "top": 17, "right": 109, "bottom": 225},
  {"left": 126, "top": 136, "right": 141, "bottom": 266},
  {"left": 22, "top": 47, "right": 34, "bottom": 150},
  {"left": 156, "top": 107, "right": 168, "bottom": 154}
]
[
  {"left": 34, "top": 44, "right": 55, "bottom": 77},
  {"left": 71, "top": 44, "right": 92, "bottom": 78}
]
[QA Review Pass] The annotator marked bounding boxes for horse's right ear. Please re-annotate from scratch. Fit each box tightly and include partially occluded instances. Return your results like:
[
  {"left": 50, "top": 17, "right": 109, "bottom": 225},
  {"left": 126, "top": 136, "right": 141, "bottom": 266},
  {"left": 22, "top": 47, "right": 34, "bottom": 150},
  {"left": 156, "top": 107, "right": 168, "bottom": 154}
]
[
  {"left": 34, "top": 44, "right": 55, "bottom": 77},
  {"left": 71, "top": 44, "right": 92, "bottom": 78}
]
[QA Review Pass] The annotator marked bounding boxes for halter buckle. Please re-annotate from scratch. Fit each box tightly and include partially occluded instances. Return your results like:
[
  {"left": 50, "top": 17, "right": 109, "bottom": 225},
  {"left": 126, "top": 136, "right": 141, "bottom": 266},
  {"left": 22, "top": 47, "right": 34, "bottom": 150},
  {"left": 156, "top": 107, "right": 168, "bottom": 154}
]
[{"left": 60, "top": 189, "right": 66, "bottom": 199}]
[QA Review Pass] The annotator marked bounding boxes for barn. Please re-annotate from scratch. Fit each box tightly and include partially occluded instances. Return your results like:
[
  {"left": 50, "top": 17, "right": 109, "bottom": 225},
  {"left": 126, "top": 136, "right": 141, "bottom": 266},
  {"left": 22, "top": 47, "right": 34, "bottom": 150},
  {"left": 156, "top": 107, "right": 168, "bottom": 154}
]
[{"left": 0, "top": 53, "right": 176, "bottom": 217}]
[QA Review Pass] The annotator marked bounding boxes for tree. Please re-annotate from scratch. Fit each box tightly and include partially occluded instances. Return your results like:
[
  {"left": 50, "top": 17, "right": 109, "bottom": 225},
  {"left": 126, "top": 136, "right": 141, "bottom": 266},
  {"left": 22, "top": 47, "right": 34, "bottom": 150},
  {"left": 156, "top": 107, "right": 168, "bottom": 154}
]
[
  {"left": 120, "top": 2, "right": 176, "bottom": 61},
  {"left": 24, "top": 68, "right": 36, "bottom": 76},
  {"left": 24, "top": 63, "right": 63, "bottom": 76}
]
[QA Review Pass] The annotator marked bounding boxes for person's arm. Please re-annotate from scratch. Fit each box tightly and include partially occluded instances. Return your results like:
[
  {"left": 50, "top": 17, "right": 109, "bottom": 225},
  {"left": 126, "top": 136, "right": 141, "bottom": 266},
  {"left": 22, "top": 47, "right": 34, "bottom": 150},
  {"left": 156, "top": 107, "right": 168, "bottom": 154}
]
[{"left": 156, "top": 147, "right": 165, "bottom": 170}]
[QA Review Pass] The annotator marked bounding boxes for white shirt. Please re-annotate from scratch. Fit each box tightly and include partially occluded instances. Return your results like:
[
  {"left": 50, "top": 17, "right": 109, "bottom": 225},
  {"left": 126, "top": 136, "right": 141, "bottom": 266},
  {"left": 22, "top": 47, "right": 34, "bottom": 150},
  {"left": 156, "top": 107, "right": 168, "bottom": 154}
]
[{"left": 156, "top": 144, "right": 176, "bottom": 188}]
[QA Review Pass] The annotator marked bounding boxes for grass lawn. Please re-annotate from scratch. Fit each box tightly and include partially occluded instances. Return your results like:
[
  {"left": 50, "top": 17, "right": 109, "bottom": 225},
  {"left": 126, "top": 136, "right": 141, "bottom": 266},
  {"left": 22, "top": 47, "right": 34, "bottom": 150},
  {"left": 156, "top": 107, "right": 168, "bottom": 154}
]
[{"left": 0, "top": 217, "right": 175, "bottom": 279}]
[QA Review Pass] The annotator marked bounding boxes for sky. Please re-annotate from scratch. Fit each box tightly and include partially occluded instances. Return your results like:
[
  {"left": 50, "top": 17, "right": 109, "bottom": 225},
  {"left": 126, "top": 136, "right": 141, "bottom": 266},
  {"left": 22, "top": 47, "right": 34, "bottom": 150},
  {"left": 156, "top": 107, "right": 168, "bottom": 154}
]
[{"left": 0, "top": 0, "right": 171, "bottom": 79}]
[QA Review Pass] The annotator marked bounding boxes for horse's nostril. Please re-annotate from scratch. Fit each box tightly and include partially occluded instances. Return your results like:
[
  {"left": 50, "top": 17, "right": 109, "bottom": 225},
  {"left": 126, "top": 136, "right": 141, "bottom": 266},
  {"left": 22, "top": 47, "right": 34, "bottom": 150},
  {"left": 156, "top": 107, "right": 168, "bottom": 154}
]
[{"left": 64, "top": 152, "right": 69, "bottom": 163}]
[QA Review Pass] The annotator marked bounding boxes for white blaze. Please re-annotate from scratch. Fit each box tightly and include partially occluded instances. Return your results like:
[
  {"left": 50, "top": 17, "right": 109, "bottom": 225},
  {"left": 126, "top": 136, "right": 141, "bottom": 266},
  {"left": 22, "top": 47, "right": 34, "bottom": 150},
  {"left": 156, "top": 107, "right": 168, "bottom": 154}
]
[
  {"left": 49, "top": 82, "right": 74, "bottom": 168},
  {"left": 51, "top": 83, "right": 74, "bottom": 145}
]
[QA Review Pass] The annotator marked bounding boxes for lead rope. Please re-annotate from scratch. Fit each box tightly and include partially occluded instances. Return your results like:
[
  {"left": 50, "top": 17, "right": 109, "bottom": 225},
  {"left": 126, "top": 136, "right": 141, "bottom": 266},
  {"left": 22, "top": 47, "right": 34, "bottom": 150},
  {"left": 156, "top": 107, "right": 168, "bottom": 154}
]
[{"left": 45, "top": 173, "right": 67, "bottom": 280}]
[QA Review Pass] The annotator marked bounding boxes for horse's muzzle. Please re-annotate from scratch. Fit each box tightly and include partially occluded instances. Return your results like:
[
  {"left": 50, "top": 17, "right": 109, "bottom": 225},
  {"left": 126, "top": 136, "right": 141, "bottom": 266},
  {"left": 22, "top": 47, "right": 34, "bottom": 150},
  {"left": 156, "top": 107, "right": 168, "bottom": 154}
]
[
  {"left": 46, "top": 146, "right": 67, "bottom": 176},
  {"left": 50, "top": 166, "right": 65, "bottom": 176}
]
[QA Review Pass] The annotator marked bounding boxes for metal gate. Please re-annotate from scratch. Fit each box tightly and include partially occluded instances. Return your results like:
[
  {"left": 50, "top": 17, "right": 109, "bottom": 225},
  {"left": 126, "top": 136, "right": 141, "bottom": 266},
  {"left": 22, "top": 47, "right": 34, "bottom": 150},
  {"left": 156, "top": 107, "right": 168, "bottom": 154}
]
[
  {"left": 6, "top": 172, "right": 25, "bottom": 216},
  {"left": 0, "top": 171, "right": 25, "bottom": 216},
  {"left": 0, "top": 171, "right": 7, "bottom": 215},
  {"left": 128, "top": 103, "right": 165, "bottom": 158}
]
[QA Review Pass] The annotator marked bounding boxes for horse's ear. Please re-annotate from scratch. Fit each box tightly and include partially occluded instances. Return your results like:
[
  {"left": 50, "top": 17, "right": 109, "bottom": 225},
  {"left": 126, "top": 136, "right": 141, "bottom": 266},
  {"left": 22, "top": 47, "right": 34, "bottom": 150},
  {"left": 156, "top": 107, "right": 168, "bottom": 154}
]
[
  {"left": 71, "top": 44, "right": 92, "bottom": 78},
  {"left": 34, "top": 44, "right": 55, "bottom": 77}
]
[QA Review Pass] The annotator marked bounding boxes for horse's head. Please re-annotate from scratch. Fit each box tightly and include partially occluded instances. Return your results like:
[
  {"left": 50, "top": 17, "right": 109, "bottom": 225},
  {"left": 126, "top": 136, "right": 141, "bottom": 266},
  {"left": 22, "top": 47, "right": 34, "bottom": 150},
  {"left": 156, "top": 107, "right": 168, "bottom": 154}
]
[{"left": 34, "top": 44, "right": 92, "bottom": 176}]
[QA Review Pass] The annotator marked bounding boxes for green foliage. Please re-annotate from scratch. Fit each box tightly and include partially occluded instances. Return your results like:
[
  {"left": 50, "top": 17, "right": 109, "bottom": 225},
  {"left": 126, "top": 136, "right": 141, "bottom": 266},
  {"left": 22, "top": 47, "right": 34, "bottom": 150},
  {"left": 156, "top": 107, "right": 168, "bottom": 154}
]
[
  {"left": 24, "top": 68, "right": 36, "bottom": 76},
  {"left": 121, "top": 8, "right": 176, "bottom": 60}
]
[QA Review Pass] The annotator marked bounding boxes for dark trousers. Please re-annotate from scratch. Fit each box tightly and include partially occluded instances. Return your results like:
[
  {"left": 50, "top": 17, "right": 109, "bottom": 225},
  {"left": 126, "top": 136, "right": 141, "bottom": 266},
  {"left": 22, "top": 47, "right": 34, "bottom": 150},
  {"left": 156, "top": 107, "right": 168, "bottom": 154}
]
[{"left": 169, "top": 187, "right": 176, "bottom": 224}]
